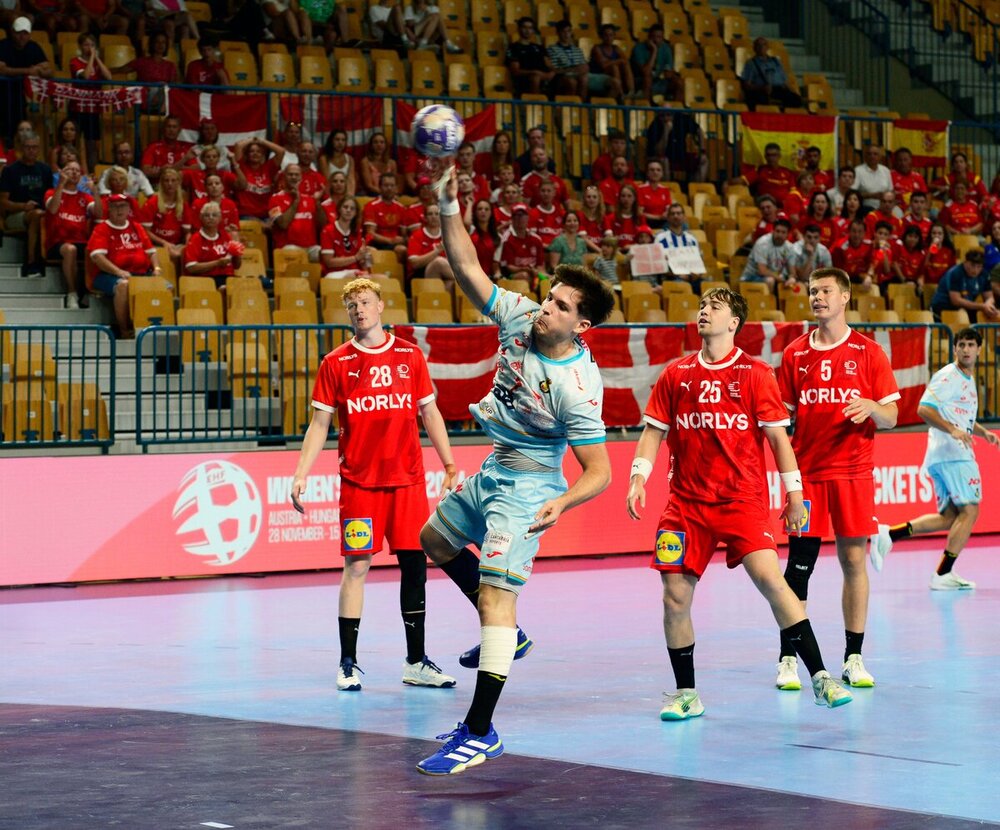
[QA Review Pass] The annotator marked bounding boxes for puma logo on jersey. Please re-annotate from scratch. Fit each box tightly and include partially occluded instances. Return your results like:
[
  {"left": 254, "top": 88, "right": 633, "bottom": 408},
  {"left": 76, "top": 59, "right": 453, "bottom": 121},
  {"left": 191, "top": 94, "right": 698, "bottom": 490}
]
[
  {"left": 799, "top": 366, "right": 809, "bottom": 373},
  {"left": 680, "top": 381, "right": 692, "bottom": 391},
  {"left": 348, "top": 370, "right": 360, "bottom": 378}
]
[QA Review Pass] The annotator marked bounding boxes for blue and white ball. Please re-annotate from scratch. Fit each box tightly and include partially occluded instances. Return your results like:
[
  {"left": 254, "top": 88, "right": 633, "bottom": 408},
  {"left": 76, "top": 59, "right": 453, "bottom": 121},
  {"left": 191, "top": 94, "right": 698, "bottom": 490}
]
[{"left": 412, "top": 104, "right": 465, "bottom": 157}]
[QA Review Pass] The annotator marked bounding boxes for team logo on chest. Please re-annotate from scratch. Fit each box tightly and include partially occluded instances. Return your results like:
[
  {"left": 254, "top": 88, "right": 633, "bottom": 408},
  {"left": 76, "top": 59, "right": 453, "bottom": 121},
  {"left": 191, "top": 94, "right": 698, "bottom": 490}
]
[
  {"left": 397, "top": 363, "right": 410, "bottom": 379},
  {"left": 843, "top": 360, "right": 858, "bottom": 375}
]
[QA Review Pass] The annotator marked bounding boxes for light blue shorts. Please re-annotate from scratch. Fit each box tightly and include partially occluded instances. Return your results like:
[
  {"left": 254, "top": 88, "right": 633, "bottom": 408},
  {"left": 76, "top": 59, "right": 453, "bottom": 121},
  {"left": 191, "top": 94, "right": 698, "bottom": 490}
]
[
  {"left": 927, "top": 460, "right": 982, "bottom": 512},
  {"left": 427, "top": 453, "right": 567, "bottom": 595}
]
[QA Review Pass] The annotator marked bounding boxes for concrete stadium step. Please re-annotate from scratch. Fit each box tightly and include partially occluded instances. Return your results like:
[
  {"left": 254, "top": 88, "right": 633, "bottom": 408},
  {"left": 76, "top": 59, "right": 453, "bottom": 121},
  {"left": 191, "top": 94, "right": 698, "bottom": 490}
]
[
  {"left": 0, "top": 273, "right": 65, "bottom": 294},
  {"left": 0, "top": 294, "right": 68, "bottom": 310},
  {"left": 0, "top": 306, "right": 115, "bottom": 326}
]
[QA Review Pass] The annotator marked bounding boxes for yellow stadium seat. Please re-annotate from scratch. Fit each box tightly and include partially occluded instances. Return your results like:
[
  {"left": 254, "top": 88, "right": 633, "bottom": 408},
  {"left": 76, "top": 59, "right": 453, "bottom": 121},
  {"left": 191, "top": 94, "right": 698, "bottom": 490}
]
[
  {"left": 337, "top": 56, "right": 370, "bottom": 91},
  {"left": 299, "top": 55, "right": 333, "bottom": 88},
  {"left": 568, "top": 2, "right": 598, "bottom": 34},
  {"left": 413, "top": 290, "right": 454, "bottom": 318},
  {"left": 470, "top": 0, "right": 501, "bottom": 29},
  {"left": 261, "top": 52, "right": 296, "bottom": 87},
  {"left": 411, "top": 58, "right": 443, "bottom": 95},
  {"left": 415, "top": 308, "right": 455, "bottom": 324},
  {"left": 133, "top": 289, "right": 176, "bottom": 328},
  {"left": 277, "top": 290, "right": 319, "bottom": 323},
  {"left": 448, "top": 62, "right": 480, "bottom": 97},
  {"left": 374, "top": 57, "right": 406, "bottom": 93},
  {"left": 182, "top": 289, "right": 224, "bottom": 324},
  {"left": 273, "top": 276, "right": 311, "bottom": 299},
  {"left": 483, "top": 65, "right": 513, "bottom": 94},
  {"left": 224, "top": 51, "right": 258, "bottom": 86}
]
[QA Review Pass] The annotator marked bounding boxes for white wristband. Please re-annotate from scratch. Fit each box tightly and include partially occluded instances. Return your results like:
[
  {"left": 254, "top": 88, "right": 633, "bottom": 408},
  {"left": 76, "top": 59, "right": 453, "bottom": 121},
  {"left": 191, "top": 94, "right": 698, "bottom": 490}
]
[
  {"left": 780, "top": 470, "right": 803, "bottom": 493},
  {"left": 630, "top": 457, "right": 653, "bottom": 483},
  {"left": 439, "top": 197, "right": 460, "bottom": 216}
]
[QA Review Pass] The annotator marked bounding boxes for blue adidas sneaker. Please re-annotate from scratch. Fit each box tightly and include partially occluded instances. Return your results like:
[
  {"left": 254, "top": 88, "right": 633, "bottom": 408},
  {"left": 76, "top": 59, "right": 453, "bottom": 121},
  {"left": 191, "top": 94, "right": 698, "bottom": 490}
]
[
  {"left": 458, "top": 627, "right": 534, "bottom": 669},
  {"left": 416, "top": 722, "right": 504, "bottom": 775}
]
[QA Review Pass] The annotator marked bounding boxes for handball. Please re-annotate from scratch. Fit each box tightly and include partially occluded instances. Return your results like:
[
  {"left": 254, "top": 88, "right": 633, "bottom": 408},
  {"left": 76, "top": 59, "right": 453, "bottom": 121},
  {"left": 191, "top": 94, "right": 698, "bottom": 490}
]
[{"left": 412, "top": 104, "right": 465, "bottom": 158}]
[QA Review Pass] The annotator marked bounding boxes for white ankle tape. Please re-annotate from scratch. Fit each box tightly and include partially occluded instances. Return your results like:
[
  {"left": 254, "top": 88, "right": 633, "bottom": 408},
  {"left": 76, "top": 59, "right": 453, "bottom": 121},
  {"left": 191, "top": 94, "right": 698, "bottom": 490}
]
[{"left": 479, "top": 625, "right": 517, "bottom": 675}]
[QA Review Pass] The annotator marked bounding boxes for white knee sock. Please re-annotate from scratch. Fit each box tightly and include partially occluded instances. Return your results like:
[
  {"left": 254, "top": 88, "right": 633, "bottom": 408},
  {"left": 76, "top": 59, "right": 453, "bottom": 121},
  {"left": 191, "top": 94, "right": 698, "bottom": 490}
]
[{"left": 478, "top": 625, "right": 517, "bottom": 676}]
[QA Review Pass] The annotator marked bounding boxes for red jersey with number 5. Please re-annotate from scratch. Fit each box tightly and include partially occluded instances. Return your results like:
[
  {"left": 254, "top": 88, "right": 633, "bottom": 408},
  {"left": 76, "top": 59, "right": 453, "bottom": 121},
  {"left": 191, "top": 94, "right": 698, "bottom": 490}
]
[
  {"left": 644, "top": 347, "right": 790, "bottom": 506},
  {"left": 778, "top": 328, "right": 900, "bottom": 481},
  {"left": 310, "top": 334, "right": 435, "bottom": 488}
]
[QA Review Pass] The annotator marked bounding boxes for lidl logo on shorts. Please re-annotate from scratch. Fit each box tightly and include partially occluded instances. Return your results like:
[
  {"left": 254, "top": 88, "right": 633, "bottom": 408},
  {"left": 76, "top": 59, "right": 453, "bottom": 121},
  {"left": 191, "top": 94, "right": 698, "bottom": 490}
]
[
  {"left": 655, "top": 530, "right": 685, "bottom": 565},
  {"left": 343, "top": 518, "right": 374, "bottom": 551},
  {"left": 793, "top": 499, "right": 812, "bottom": 534}
]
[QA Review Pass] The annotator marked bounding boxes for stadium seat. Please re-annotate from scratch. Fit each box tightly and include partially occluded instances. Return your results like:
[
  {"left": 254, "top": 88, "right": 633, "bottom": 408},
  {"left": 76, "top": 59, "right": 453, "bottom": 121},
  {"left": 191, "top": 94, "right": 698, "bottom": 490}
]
[
  {"left": 337, "top": 56, "right": 370, "bottom": 91},
  {"left": 224, "top": 52, "right": 258, "bottom": 86},
  {"left": 470, "top": 0, "right": 501, "bottom": 30},
  {"left": 439, "top": 0, "right": 468, "bottom": 27},
  {"left": 182, "top": 289, "right": 224, "bottom": 324},
  {"left": 273, "top": 248, "right": 309, "bottom": 279},
  {"left": 13, "top": 343, "right": 57, "bottom": 400},
  {"left": 299, "top": 55, "right": 333, "bottom": 89},
  {"left": 631, "top": 6, "right": 660, "bottom": 40},
  {"left": 868, "top": 310, "right": 901, "bottom": 324},
  {"left": 941, "top": 309, "right": 971, "bottom": 333},
  {"left": 476, "top": 31, "right": 507, "bottom": 66},
  {"left": 381, "top": 308, "right": 411, "bottom": 326},
  {"left": 374, "top": 57, "right": 406, "bottom": 93},
  {"left": 448, "top": 62, "right": 481, "bottom": 100},
  {"left": 177, "top": 309, "right": 222, "bottom": 363},
  {"left": 536, "top": 0, "right": 563, "bottom": 33},
  {"left": 625, "top": 292, "right": 661, "bottom": 321},
  {"left": 568, "top": 3, "right": 598, "bottom": 34},
  {"left": 903, "top": 310, "right": 934, "bottom": 325},
  {"left": 56, "top": 382, "right": 109, "bottom": 441},
  {"left": 128, "top": 276, "right": 174, "bottom": 319},
  {"left": 411, "top": 58, "right": 444, "bottom": 95},
  {"left": 277, "top": 291, "right": 319, "bottom": 324},
  {"left": 380, "top": 290, "right": 409, "bottom": 315},
  {"left": 415, "top": 308, "right": 455, "bottom": 324},
  {"left": 854, "top": 295, "right": 886, "bottom": 321},
  {"left": 273, "top": 276, "right": 311, "bottom": 299},
  {"left": 133, "top": 289, "right": 176, "bottom": 328},
  {"left": 483, "top": 65, "right": 513, "bottom": 94},
  {"left": 413, "top": 290, "right": 454, "bottom": 319},
  {"left": 665, "top": 293, "right": 699, "bottom": 321},
  {"left": 262, "top": 52, "right": 296, "bottom": 87}
]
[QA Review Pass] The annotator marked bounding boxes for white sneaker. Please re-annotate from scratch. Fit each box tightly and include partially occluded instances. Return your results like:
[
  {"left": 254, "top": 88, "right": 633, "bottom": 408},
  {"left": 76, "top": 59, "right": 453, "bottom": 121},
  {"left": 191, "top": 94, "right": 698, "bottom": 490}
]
[
  {"left": 775, "top": 655, "right": 801, "bottom": 690},
  {"left": 930, "top": 571, "right": 976, "bottom": 590},
  {"left": 659, "top": 689, "right": 704, "bottom": 720},
  {"left": 869, "top": 523, "right": 892, "bottom": 573},
  {"left": 337, "top": 658, "right": 363, "bottom": 691},
  {"left": 811, "top": 671, "right": 853, "bottom": 708},
  {"left": 402, "top": 656, "right": 457, "bottom": 688},
  {"left": 65, "top": 293, "right": 79, "bottom": 309},
  {"left": 841, "top": 653, "right": 875, "bottom": 687}
]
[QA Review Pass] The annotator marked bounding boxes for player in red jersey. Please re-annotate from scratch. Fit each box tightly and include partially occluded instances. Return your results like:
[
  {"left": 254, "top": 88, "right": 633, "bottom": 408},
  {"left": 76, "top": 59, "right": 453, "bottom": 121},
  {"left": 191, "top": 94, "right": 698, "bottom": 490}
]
[
  {"left": 291, "top": 277, "right": 458, "bottom": 692},
  {"left": 627, "top": 286, "right": 853, "bottom": 718},
  {"left": 44, "top": 159, "right": 100, "bottom": 309},
  {"left": 775, "top": 268, "right": 899, "bottom": 691}
]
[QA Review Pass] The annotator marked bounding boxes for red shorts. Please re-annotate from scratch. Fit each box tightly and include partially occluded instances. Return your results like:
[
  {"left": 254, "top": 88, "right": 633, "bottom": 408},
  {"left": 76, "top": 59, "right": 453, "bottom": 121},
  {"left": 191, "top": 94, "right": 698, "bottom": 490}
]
[
  {"left": 650, "top": 498, "right": 777, "bottom": 579},
  {"left": 339, "top": 478, "right": 430, "bottom": 556},
  {"left": 793, "top": 477, "right": 877, "bottom": 539}
]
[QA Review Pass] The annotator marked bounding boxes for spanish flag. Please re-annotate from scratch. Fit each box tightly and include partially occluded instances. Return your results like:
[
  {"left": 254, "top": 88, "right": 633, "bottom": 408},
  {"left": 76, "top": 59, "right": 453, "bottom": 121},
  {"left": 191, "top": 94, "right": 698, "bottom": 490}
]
[
  {"left": 889, "top": 119, "right": 948, "bottom": 166},
  {"left": 739, "top": 112, "right": 837, "bottom": 177}
]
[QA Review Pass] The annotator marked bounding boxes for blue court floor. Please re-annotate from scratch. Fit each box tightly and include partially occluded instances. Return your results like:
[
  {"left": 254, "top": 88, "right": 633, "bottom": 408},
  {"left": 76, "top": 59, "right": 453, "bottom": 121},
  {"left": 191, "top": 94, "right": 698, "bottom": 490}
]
[{"left": 2, "top": 537, "right": 998, "bottom": 828}]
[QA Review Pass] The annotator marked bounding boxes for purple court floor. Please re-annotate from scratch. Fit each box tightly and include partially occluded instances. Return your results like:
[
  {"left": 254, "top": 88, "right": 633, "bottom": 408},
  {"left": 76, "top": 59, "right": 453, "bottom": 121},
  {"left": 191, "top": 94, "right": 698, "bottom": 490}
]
[{"left": 2, "top": 537, "right": 998, "bottom": 828}]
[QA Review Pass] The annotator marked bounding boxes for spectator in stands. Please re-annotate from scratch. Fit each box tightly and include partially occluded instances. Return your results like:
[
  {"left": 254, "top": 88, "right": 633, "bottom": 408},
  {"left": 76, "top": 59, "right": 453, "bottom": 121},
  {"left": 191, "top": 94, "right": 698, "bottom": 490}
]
[
  {"left": 548, "top": 20, "right": 619, "bottom": 102},
  {"left": 50, "top": 118, "right": 88, "bottom": 176},
  {"left": 751, "top": 142, "right": 796, "bottom": 206},
  {"left": 183, "top": 119, "right": 234, "bottom": 171},
  {"left": 932, "top": 151, "right": 988, "bottom": 204},
  {"left": 320, "top": 197, "right": 370, "bottom": 278},
  {"left": 184, "top": 35, "right": 228, "bottom": 86},
  {"left": 924, "top": 222, "right": 956, "bottom": 285},
  {"left": 183, "top": 202, "right": 242, "bottom": 289},
  {"left": 137, "top": 4, "right": 199, "bottom": 52},
  {"left": 407, "top": 203, "right": 455, "bottom": 288},
  {"left": 269, "top": 163, "right": 325, "bottom": 262},
  {"left": 403, "top": 176, "right": 434, "bottom": 234},
  {"left": 87, "top": 194, "right": 159, "bottom": 336},
  {"left": 469, "top": 198, "right": 500, "bottom": 278},
  {"left": 591, "top": 235, "right": 620, "bottom": 287},
  {"left": 495, "top": 203, "right": 545, "bottom": 281},
  {"left": 192, "top": 172, "right": 239, "bottom": 234},
  {"left": 740, "top": 37, "right": 801, "bottom": 110},
  {"left": 630, "top": 23, "right": 678, "bottom": 102},
  {"left": 359, "top": 131, "right": 396, "bottom": 196},
  {"left": 68, "top": 33, "right": 111, "bottom": 168},
  {"left": 597, "top": 156, "right": 633, "bottom": 208},
  {"left": 45, "top": 159, "right": 99, "bottom": 309},
  {"left": 654, "top": 203, "right": 701, "bottom": 290},
  {"left": 515, "top": 126, "right": 555, "bottom": 176},
  {"left": 578, "top": 184, "right": 605, "bottom": 246},
  {"left": 477, "top": 130, "right": 517, "bottom": 188},
  {"left": 645, "top": 108, "right": 708, "bottom": 182},
  {"left": 140, "top": 166, "right": 189, "bottom": 274},
  {"left": 867, "top": 221, "right": 896, "bottom": 289},
  {"left": 183, "top": 146, "right": 237, "bottom": 201},
  {"left": 602, "top": 183, "right": 642, "bottom": 249},
  {"left": 141, "top": 115, "right": 192, "bottom": 186},
  {"left": 854, "top": 145, "right": 893, "bottom": 211},
  {"left": 520, "top": 146, "right": 567, "bottom": 207},
  {"left": 98, "top": 141, "right": 153, "bottom": 199},
  {"left": 0, "top": 18, "right": 51, "bottom": 142},
  {"left": 506, "top": 17, "right": 554, "bottom": 98},
  {"left": 939, "top": 180, "right": 983, "bottom": 236},
  {"left": 545, "top": 210, "right": 588, "bottom": 271},
  {"left": 118, "top": 32, "right": 178, "bottom": 115},
  {"left": 455, "top": 171, "right": 478, "bottom": 227},
  {"left": 403, "top": 0, "right": 461, "bottom": 53},
  {"left": 493, "top": 182, "right": 520, "bottom": 233},
  {"left": 801, "top": 145, "right": 832, "bottom": 191},
  {"left": 636, "top": 159, "right": 672, "bottom": 229},
  {"left": 276, "top": 121, "right": 304, "bottom": 171},
  {"left": 301, "top": 0, "right": 348, "bottom": 52},
  {"left": 489, "top": 164, "right": 517, "bottom": 203},
  {"left": 259, "top": 0, "right": 314, "bottom": 47},
  {"left": 789, "top": 223, "right": 832, "bottom": 284},
  {"left": 902, "top": 190, "right": 931, "bottom": 241},
  {"left": 863, "top": 191, "right": 902, "bottom": 240},
  {"left": 77, "top": 0, "right": 129, "bottom": 35},
  {"left": 930, "top": 249, "right": 997, "bottom": 322},
  {"left": 323, "top": 170, "right": 349, "bottom": 216},
  {"left": 782, "top": 170, "right": 816, "bottom": 227},
  {"left": 890, "top": 147, "right": 929, "bottom": 207},
  {"left": 289, "top": 141, "right": 327, "bottom": 200},
  {"left": 527, "top": 179, "right": 565, "bottom": 246},
  {"left": 590, "top": 131, "right": 632, "bottom": 183},
  {"left": 455, "top": 142, "right": 491, "bottom": 202},
  {"left": 826, "top": 166, "right": 855, "bottom": 213},
  {"left": 0, "top": 131, "right": 51, "bottom": 276},
  {"left": 361, "top": 170, "right": 406, "bottom": 263},
  {"left": 742, "top": 194, "right": 784, "bottom": 248},
  {"left": 835, "top": 188, "right": 863, "bottom": 242},
  {"left": 832, "top": 219, "right": 874, "bottom": 288},
  {"left": 233, "top": 137, "right": 284, "bottom": 220},
  {"left": 983, "top": 219, "right": 1000, "bottom": 272},
  {"left": 589, "top": 24, "right": 633, "bottom": 101},
  {"left": 319, "top": 129, "right": 356, "bottom": 196},
  {"left": 100, "top": 166, "right": 140, "bottom": 220},
  {"left": 741, "top": 217, "right": 794, "bottom": 290},
  {"left": 893, "top": 225, "right": 926, "bottom": 288},
  {"left": 368, "top": 0, "right": 413, "bottom": 46},
  {"left": 1, "top": 120, "right": 34, "bottom": 167},
  {"left": 797, "top": 190, "right": 837, "bottom": 248}
]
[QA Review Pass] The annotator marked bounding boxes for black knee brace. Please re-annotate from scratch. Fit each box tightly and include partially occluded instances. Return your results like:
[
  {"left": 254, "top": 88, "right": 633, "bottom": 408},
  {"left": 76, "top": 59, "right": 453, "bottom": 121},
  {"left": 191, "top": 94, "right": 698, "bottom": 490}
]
[
  {"left": 396, "top": 550, "right": 427, "bottom": 615},
  {"left": 784, "top": 536, "right": 822, "bottom": 601}
]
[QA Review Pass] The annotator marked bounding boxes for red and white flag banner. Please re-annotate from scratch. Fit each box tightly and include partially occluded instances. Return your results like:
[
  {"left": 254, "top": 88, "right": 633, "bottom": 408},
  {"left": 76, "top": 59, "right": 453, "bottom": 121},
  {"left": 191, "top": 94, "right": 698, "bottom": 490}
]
[
  {"left": 166, "top": 88, "right": 267, "bottom": 148},
  {"left": 278, "top": 93, "right": 383, "bottom": 148},
  {"left": 27, "top": 77, "right": 143, "bottom": 112},
  {"left": 871, "top": 326, "right": 929, "bottom": 427}
]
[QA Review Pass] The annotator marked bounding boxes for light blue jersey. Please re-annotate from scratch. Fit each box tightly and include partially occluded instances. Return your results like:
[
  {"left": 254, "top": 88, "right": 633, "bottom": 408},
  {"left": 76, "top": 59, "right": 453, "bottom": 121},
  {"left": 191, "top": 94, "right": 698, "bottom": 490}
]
[
  {"left": 471, "top": 286, "right": 606, "bottom": 468},
  {"left": 920, "top": 363, "right": 978, "bottom": 467}
]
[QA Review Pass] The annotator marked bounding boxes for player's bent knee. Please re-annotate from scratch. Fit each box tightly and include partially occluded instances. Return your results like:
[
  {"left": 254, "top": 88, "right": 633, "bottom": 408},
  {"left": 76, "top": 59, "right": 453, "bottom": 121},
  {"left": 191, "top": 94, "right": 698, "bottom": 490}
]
[{"left": 784, "top": 536, "right": 821, "bottom": 600}]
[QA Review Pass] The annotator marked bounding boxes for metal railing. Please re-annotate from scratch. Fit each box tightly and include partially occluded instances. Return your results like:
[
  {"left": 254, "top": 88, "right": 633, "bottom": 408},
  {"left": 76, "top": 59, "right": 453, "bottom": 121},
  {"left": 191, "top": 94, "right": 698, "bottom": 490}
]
[
  {"left": 0, "top": 325, "right": 116, "bottom": 451},
  {"left": 972, "top": 323, "right": 998, "bottom": 419}
]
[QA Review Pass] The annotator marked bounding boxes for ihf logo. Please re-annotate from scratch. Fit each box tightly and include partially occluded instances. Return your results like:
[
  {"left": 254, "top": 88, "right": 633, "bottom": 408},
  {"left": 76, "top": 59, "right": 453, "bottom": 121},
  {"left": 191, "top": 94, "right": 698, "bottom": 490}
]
[{"left": 173, "top": 461, "right": 262, "bottom": 566}]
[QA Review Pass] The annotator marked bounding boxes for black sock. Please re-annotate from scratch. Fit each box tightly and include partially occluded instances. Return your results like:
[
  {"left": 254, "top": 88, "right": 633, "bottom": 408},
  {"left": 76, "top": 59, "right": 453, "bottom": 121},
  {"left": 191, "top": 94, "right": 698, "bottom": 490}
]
[
  {"left": 779, "top": 629, "right": 796, "bottom": 660},
  {"left": 937, "top": 550, "right": 958, "bottom": 576},
  {"left": 396, "top": 550, "right": 427, "bottom": 664},
  {"left": 782, "top": 619, "right": 824, "bottom": 677},
  {"left": 439, "top": 547, "right": 481, "bottom": 608},
  {"left": 667, "top": 643, "right": 695, "bottom": 689},
  {"left": 889, "top": 522, "right": 913, "bottom": 542},
  {"left": 402, "top": 612, "right": 426, "bottom": 664},
  {"left": 464, "top": 670, "right": 506, "bottom": 737},
  {"left": 845, "top": 630, "right": 864, "bottom": 662},
  {"left": 339, "top": 616, "right": 360, "bottom": 663}
]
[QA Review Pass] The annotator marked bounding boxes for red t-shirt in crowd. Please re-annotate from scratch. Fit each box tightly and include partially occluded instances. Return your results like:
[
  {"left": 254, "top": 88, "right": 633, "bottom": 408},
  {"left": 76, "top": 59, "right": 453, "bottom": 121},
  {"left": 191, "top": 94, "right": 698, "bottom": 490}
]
[
  {"left": 236, "top": 159, "right": 279, "bottom": 218},
  {"left": 86, "top": 220, "right": 154, "bottom": 279},
  {"left": 891, "top": 169, "right": 929, "bottom": 204},
  {"left": 496, "top": 229, "right": 545, "bottom": 271},
  {"left": 44, "top": 188, "right": 94, "bottom": 247},
  {"left": 752, "top": 164, "right": 797, "bottom": 206},
  {"left": 141, "top": 139, "right": 193, "bottom": 172},
  {"left": 100, "top": 193, "right": 140, "bottom": 222},
  {"left": 140, "top": 194, "right": 191, "bottom": 245},
  {"left": 796, "top": 216, "right": 838, "bottom": 248},
  {"left": 184, "top": 228, "right": 236, "bottom": 278},
  {"left": 636, "top": 182, "right": 672, "bottom": 218},
  {"left": 923, "top": 245, "right": 956, "bottom": 284},
  {"left": 320, "top": 221, "right": 364, "bottom": 261},
  {"left": 471, "top": 228, "right": 497, "bottom": 275},
  {"left": 361, "top": 197, "right": 406, "bottom": 238},
  {"left": 528, "top": 204, "right": 565, "bottom": 245},
  {"left": 893, "top": 241, "right": 925, "bottom": 281},
  {"left": 520, "top": 171, "right": 568, "bottom": 206},
  {"left": 832, "top": 238, "right": 873, "bottom": 278},
  {"left": 268, "top": 191, "right": 319, "bottom": 248},
  {"left": 590, "top": 153, "right": 634, "bottom": 182},
  {"left": 863, "top": 210, "right": 902, "bottom": 240},
  {"left": 406, "top": 226, "right": 444, "bottom": 262},
  {"left": 185, "top": 58, "right": 226, "bottom": 86},
  {"left": 404, "top": 201, "right": 431, "bottom": 231},
  {"left": 938, "top": 199, "right": 981, "bottom": 233},
  {"left": 598, "top": 177, "right": 633, "bottom": 207},
  {"left": 901, "top": 213, "right": 932, "bottom": 242},
  {"left": 183, "top": 168, "right": 237, "bottom": 201},
  {"left": 602, "top": 213, "right": 639, "bottom": 248},
  {"left": 191, "top": 196, "right": 239, "bottom": 231}
]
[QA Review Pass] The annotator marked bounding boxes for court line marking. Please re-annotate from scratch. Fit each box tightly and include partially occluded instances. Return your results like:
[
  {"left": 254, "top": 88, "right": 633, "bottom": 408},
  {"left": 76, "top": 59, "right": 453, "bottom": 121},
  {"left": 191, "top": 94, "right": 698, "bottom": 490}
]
[{"left": 789, "top": 744, "right": 961, "bottom": 766}]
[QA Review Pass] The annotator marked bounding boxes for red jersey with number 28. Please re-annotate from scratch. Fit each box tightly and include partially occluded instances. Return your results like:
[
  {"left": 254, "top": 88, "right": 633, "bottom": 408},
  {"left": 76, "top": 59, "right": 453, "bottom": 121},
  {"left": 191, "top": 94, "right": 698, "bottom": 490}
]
[
  {"left": 778, "top": 328, "right": 900, "bottom": 481},
  {"left": 644, "top": 347, "right": 790, "bottom": 507},
  {"left": 310, "top": 334, "right": 435, "bottom": 488}
]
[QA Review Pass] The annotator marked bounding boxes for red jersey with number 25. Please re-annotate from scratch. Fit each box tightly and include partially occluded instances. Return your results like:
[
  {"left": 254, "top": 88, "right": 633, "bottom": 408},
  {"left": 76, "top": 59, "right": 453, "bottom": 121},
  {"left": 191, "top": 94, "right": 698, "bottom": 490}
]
[
  {"left": 644, "top": 347, "right": 790, "bottom": 507},
  {"left": 310, "top": 334, "right": 435, "bottom": 488},
  {"left": 778, "top": 328, "right": 900, "bottom": 481}
]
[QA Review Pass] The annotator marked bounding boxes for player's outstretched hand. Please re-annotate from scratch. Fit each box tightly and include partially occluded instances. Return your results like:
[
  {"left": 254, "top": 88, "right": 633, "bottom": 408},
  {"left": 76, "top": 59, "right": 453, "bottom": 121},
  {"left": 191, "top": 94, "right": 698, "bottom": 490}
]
[
  {"left": 842, "top": 396, "right": 877, "bottom": 424},
  {"left": 626, "top": 478, "right": 646, "bottom": 521},
  {"left": 290, "top": 477, "right": 306, "bottom": 514},
  {"left": 526, "top": 498, "right": 564, "bottom": 536},
  {"left": 780, "top": 492, "right": 807, "bottom": 537},
  {"left": 431, "top": 162, "right": 458, "bottom": 205}
]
